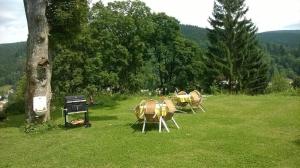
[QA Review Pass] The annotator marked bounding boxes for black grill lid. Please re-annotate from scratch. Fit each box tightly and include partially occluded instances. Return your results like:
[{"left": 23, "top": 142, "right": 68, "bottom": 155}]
[{"left": 65, "top": 95, "right": 86, "bottom": 103}]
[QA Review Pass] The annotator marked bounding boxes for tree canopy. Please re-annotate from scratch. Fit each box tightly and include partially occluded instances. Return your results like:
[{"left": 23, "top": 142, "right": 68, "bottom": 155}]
[
  {"left": 205, "top": 0, "right": 269, "bottom": 94},
  {"left": 49, "top": 0, "right": 205, "bottom": 95}
]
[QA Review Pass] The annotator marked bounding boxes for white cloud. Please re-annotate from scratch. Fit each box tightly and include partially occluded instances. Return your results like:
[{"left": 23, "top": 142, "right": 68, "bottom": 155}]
[
  {"left": 246, "top": 0, "right": 300, "bottom": 32},
  {"left": 142, "top": 0, "right": 214, "bottom": 28},
  {"left": 0, "top": 0, "right": 27, "bottom": 43}
]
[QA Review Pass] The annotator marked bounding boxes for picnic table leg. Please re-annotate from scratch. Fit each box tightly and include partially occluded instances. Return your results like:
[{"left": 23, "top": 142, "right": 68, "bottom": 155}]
[
  {"left": 175, "top": 108, "right": 187, "bottom": 113},
  {"left": 142, "top": 118, "right": 146, "bottom": 133},
  {"left": 172, "top": 117, "right": 180, "bottom": 129},
  {"left": 159, "top": 117, "right": 162, "bottom": 133},
  {"left": 199, "top": 104, "right": 206, "bottom": 112},
  {"left": 189, "top": 103, "right": 196, "bottom": 114},
  {"left": 161, "top": 117, "right": 170, "bottom": 132}
]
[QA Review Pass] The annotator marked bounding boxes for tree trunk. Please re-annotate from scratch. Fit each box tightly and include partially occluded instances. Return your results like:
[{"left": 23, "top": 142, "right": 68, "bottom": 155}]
[{"left": 24, "top": 0, "right": 51, "bottom": 123}]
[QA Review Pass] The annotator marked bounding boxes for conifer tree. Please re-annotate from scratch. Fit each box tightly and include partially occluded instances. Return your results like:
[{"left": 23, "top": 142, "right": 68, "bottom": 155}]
[{"left": 206, "top": 0, "right": 269, "bottom": 94}]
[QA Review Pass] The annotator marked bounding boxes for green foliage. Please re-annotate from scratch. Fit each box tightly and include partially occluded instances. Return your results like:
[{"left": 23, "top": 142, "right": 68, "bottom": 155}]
[
  {"left": 263, "top": 43, "right": 300, "bottom": 78},
  {"left": 48, "top": 0, "right": 95, "bottom": 95},
  {"left": 258, "top": 30, "right": 300, "bottom": 48},
  {"left": 180, "top": 24, "right": 208, "bottom": 47},
  {"left": 149, "top": 13, "right": 205, "bottom": 91},
  {"left": 209, "top": 82, "right": 221, "bottom": 95},
  {"left": 292, "top": 76, "right": 300, "bottom": 88},
  {"left": 0, "top": 85, "right": 12, "bottom": 96},
  {"left": 89, "top": 1, "right": 155, "bottom": 92},
  {"left": 0, "top": 42, "right": 26, "bottom": 86},
  {"left": 47, "top": 0, "right": 89, "bottom": 43},
  {"left": 205, "top": 0, "right": 269, "bottom": 94},
  {"left": 5, "top": 74, "right": 26, "bottom": 114},
  {"left": 49, "top": 0, "right": 205, "bottom": 95},
  {"left": 267, "top": 72, "right": 292, "bottom": 93},
  {"left": 23, "top": 121, "right": 57, "bottom": 134},
  {"left": 180, "top": 26, "right": 300, "bottom": 84}
]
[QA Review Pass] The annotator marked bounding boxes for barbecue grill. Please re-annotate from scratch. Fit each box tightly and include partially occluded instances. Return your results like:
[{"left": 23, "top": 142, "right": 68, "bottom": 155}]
[{"left": 63, "top": 95, "right": 91, "bottom": 127}]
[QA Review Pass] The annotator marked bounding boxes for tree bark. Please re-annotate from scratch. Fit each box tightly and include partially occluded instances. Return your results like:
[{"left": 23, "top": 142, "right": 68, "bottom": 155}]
[{"left": 24, "top": 0, "right": 51, "bottom": 123}]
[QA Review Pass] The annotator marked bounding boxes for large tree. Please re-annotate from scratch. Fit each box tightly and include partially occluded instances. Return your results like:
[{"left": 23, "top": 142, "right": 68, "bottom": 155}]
[
  {"left": 206, "top": 0, "right": 269, "bottom": 94},
  {"left": 23, "top": 0, "right": 51, "bottom": 122},
  {"left": 47, "top": 0, "right": 90, "bottom": 95},
  {"left": 150, "top": 13, "right": 204, "bottom": 92},
  {"left": 89, "top": 0, "right": 154, "bottom": 92}
]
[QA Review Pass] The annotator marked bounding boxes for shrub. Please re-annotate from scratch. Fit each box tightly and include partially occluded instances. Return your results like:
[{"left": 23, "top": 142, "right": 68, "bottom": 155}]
[
  {"left": 267, "top": 73, "right": 291, "bottom": 93},
  {"left": 292, "top": 76, "right": 300, "bottom": 88},
  {"left": 5, "top": 75, "right": 26, "bottom": 114}
]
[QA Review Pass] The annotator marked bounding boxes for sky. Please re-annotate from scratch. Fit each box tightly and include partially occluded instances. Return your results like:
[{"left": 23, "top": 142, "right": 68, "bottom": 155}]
[{"left": 0, "top": 0, "right": 299, "bottom": 44}]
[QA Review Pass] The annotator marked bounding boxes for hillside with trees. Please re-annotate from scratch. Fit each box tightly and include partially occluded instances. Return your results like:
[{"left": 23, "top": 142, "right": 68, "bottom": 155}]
[
  {"left": 2, "top": 27, "right": 299, "bottom": 89},
  {"left": 180, "top": 25, "right": 208, "bottom": 47},
  {"left": 180, "top": 24, "right": 300, "bottom": 48},
  {"left": 257, "top": 30, "right": 300, "bottom": 48},
  {"left": 180, "top": 24, "right": 300, "bottom": 80},
  {"left": 0, "top": 42, "right": 26, "bottom": 87},
  {"left": 0, "top": 0, "right": 299, "bottom": 95}
]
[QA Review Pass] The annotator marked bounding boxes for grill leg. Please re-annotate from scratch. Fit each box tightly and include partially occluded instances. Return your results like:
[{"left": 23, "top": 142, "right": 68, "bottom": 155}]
[
  {"left": 64, "top": 110, "right": 67, "bottom": 127},
  {"left": 84, "top": 112, "right": 87, "bottom": 126},
  {"left": 84, "top": 111, "right": 91, "bottom": 127}
]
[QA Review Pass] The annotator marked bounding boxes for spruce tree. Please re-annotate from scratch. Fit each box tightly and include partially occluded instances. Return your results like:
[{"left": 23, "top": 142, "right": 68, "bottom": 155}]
[{"left": 206, "top": 0, "right": 269, "bottom": 94}]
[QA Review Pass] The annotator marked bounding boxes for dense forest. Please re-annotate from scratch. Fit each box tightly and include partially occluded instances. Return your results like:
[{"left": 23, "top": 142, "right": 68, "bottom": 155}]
[
  {"left": 0, "top": 42, "right": 26, "bottom": 87},
  {"left": 180, "top": 25, "right": 300, "bottom": 80},
  {"left": 1, "top": 27, "right": 299, "bottom": 91},
  {"left": 0, "top": 0, "right": 299, "bottom": 95}
]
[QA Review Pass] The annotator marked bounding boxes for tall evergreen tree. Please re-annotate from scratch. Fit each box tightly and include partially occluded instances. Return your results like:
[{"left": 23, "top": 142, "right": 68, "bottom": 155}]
[{"left": 206, "top": 0, "right": 269, "bottom": 94}]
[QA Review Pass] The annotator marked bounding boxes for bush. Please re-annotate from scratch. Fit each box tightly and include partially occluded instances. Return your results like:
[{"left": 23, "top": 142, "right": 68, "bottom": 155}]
[
  {"left": 292, "top": 76, "right": 300, "bottom": 88},
  {"left": 0, "top": 110, "right": 6, "bottom": 121},
  {"left": 23, "top": 121, "right": 57, "bottom": 134},
  {"left": 5, "top": 75, "right": 26, "bottom": 114},
  {"left": 5, "top": 101, "right": 25, "bottom": 115},
  {"left": 209, "top": 82, "right": 221, "bottom": 95},
  {"left": 267, "top": 73, "right": 291, "bottom": 93}
]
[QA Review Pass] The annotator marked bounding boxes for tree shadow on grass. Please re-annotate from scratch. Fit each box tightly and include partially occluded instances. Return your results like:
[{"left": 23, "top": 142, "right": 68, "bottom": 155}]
[
  {"left": 175, "top": 108, "right": 196, "bottom": 114},
  {"left": 89, "top": 102, "right": 120, "bottom": 110},
  {"left": 57, "top": 123, "right": 90, "bottom": 130},
  {"left": 89, "top": 115, "right": 118, "bottom": 121},
  {"left": 0, "top": 114, "right": 25, "bottom": 128},
  {"left": 292, "top": 139, "right": 300, "bottom": 146},
  {"left": 89, "top": 94, "right": 128, "bottom": 110},
  {"left": 55, "top": 114, "right": 118, "bottom": 130},
  {"left": 129, "top": 122, "right": 163, "bottom": 134}
]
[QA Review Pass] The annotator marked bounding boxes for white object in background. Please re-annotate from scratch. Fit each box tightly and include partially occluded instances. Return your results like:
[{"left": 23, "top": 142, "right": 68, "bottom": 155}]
[{"left": 33, "top": 96, "right": 47, "bottom": 116}]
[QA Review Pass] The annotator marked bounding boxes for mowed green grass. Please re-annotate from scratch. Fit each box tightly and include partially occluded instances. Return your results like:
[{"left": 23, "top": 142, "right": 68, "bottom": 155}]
[{"left": 0, "top": 95, "right": 300, "bottom": 168}]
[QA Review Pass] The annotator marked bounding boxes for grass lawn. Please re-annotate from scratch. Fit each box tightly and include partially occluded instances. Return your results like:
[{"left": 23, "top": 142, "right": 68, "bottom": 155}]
[{"left": 0, "top": 95, "right": 300, "bottom": 167}]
